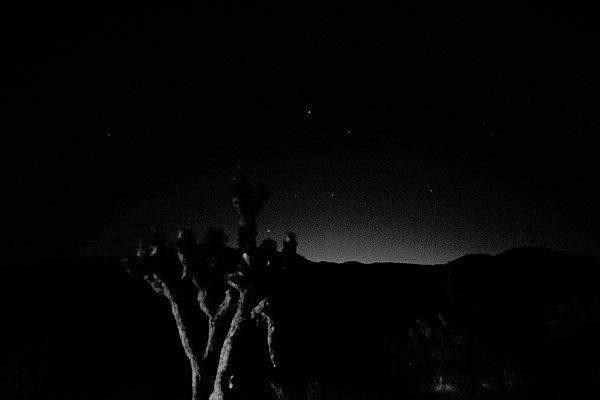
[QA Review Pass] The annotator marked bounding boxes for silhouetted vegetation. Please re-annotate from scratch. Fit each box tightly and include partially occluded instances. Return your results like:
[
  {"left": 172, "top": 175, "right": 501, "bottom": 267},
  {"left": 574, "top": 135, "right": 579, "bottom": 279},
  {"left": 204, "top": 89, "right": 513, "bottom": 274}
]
[{"left": 2, "top": 173, "right": 599, "bottom": 400}]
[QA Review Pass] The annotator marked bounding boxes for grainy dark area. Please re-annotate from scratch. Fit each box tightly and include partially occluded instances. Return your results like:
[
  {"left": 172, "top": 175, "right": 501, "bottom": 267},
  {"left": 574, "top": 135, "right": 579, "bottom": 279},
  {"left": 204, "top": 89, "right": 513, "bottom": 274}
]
[
  {"left": 2, "top": 247, "right": 599, "bottom": 399},
  {"left": 2, "top": 2, "right": 599, "bottom": 399},
  {"left": 2, "top": 2, "right": 599, "bottom": 266}
]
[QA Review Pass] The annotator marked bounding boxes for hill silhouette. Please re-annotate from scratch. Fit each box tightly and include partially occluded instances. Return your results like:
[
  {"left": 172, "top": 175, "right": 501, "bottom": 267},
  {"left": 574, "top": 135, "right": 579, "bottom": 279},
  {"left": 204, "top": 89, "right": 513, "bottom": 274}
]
[{"left": 1, "top": 246, "right": 599, "bottom": 399}]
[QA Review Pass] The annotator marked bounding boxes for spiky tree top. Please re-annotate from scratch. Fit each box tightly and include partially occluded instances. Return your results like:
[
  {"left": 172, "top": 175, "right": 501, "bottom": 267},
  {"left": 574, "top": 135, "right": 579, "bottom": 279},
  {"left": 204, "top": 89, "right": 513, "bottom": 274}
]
[{"left": 230, "top": 168, "right": 270, "bottom": 250}]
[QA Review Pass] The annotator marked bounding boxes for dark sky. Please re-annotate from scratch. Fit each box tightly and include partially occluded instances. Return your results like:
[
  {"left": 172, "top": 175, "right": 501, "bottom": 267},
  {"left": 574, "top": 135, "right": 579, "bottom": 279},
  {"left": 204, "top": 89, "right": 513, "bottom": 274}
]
[{"left": 3, "top": 3, "right": 599, "bottom": 266}]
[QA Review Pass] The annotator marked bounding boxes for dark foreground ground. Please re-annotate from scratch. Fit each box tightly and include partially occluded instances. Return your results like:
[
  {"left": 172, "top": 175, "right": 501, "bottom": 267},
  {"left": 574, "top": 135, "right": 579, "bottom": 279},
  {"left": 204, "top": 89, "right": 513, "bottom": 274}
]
[{"left": 2, "top": 246, "right": 600, "bottom": 399}]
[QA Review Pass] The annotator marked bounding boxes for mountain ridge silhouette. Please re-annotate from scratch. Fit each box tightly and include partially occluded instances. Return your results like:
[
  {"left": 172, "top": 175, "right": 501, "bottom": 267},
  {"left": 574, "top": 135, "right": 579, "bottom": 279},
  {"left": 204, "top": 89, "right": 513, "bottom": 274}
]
[{"left": 2, "top": 245, "right": 599, "bottom": 399}]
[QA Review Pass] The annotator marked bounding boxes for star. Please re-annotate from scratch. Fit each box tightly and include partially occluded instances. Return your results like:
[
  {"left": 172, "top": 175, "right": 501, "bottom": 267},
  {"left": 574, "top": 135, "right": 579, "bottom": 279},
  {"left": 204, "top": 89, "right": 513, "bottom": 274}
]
[
  {"left": 429, "top": 189, "right": 433, "bottom": 193},
  {"left": 346, "top": 130, "right": 351, "bottom": 134},
  {"left": 267, "top": 229, "right": 271, "bottom": 234},
  {"left": 331, "top": 193, "right": 335, "bottom": 197},
  {"left": 307, "top": 109, "right": 312, "bottom": 116}
]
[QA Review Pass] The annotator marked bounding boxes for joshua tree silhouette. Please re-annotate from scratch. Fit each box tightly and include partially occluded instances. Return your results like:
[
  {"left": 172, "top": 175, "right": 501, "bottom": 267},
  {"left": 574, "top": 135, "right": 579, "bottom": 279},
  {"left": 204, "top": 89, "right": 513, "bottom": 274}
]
[
  {"left": 210, "top": 170, "right": 278, "bottom": 400},
  {"left": 123, "top": 170, "right": 289, "bottom": 400}
]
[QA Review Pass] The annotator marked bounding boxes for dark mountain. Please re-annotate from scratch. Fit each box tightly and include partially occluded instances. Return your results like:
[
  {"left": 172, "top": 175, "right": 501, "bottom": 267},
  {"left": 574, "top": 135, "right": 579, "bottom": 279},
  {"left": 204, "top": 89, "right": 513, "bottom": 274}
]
[{"left": 2, "top": 246, "right": 599, "bottom": 399}]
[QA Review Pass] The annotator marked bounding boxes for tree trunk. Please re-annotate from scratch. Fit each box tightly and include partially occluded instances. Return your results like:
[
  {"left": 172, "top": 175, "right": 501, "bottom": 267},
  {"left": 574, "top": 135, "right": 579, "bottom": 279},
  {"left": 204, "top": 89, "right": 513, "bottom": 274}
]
[
  {"left": 196, "top": 289, "right": 237, "bottom": 399},
  {"left": 209, "top": 287, "right": 258, "bottom": 400},
  {"left": 125, "top": 247, "right": 208, "bottom": 400},
  {"left": 252, "top": 298, "right": 279, "bottom": 370},
  {"left": 164, "top": 287, "right": 204, "bottom": 400}
]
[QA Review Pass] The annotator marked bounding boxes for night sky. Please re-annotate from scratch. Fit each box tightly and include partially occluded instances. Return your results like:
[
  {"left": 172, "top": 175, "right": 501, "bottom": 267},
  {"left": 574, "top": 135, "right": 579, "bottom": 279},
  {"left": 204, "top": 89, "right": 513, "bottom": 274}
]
[{"left": 3, "top": 3, "right": 599, "bottom": 266}]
